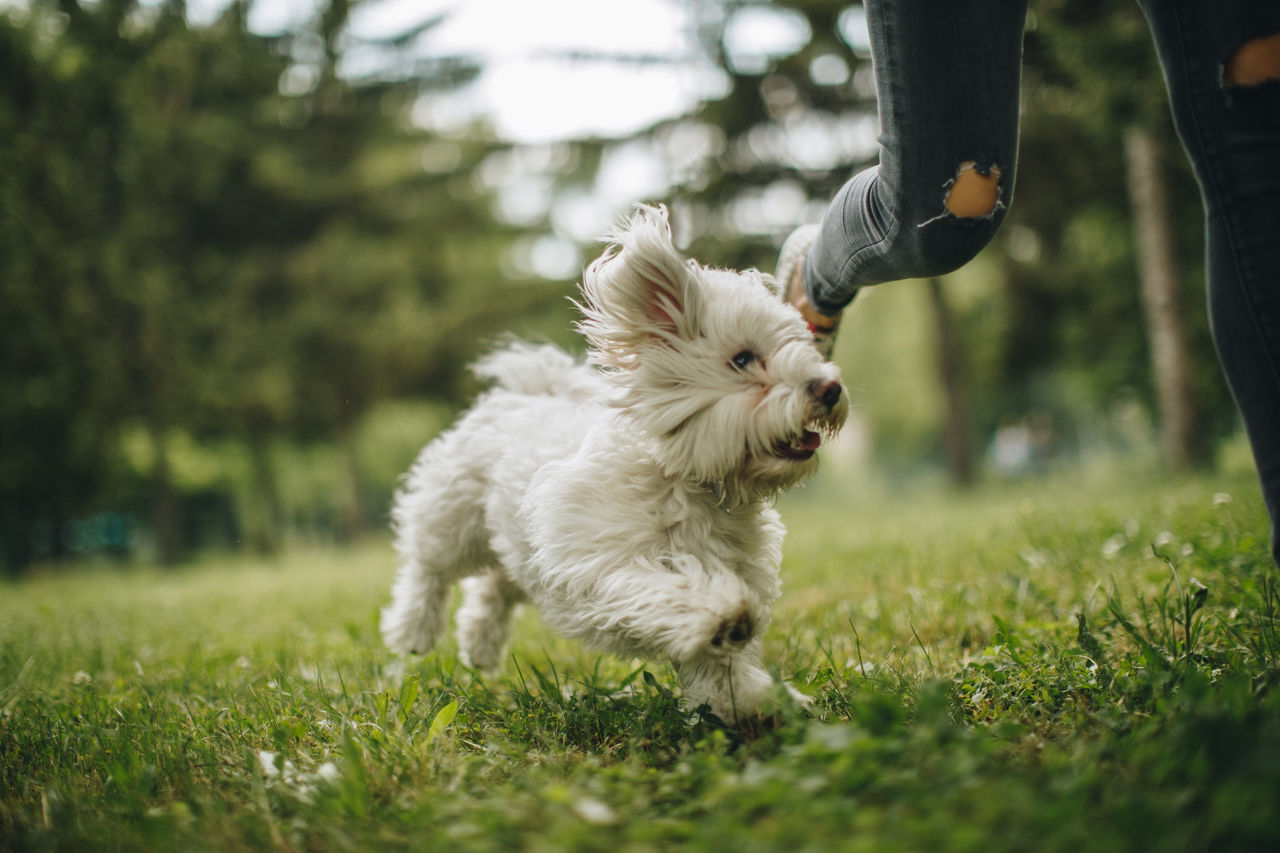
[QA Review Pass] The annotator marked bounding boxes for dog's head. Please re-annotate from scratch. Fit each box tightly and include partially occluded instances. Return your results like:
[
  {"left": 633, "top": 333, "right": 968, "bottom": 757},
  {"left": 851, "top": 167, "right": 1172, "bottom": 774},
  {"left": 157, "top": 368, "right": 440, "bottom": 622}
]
[{"left": 577, "top": 204, "right": 848, "bottom": 506}]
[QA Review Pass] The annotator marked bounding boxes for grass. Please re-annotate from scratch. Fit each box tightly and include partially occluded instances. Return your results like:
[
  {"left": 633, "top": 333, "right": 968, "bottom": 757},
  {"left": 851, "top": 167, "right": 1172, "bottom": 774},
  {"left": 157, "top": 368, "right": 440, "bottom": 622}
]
[{"left": 3, "top": 464, "right": 1279, "bottom": 851}]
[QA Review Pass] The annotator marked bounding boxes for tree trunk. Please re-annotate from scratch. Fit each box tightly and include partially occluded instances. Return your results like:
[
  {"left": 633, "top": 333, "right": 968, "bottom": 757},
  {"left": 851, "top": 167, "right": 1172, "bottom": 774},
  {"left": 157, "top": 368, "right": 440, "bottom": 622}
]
[
  {"left": 336, "top": 417, "right": 366, "bottom": 542},
  {"left": 926, "top": 278, "right": 976, "bottom": 487},
  {"left": 245, "top": 434, "right": 283, "bottom": 555},
  {"left": 147, "top": 411, "right": 181, "bottom": 566},
  {"left": 1123, "top": 126, "right": 1204, "bottom": 468}
]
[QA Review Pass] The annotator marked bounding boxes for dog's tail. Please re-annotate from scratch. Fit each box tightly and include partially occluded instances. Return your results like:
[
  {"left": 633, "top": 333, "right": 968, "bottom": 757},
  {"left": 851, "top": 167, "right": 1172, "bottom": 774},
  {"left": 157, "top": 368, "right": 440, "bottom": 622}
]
[{"left": 472, "top": 339, "right": 601, "bottom": 400}]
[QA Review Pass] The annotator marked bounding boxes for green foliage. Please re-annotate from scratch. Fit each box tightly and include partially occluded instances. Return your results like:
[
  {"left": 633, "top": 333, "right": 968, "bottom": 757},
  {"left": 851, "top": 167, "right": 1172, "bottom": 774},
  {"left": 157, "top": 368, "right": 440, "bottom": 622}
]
[
  {"left": 0, "top": 0, "right": 570, "bottom": 568},
  {"left": 2, "top": 469, "right": 1277, "bottom": 850}
]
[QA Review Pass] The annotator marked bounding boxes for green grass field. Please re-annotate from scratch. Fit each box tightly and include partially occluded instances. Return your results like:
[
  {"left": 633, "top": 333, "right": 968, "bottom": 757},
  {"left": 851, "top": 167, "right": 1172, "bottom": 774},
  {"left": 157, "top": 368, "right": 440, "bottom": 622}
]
[{"left": 3, "top": 466, "right": 1279, "bottom": 851}]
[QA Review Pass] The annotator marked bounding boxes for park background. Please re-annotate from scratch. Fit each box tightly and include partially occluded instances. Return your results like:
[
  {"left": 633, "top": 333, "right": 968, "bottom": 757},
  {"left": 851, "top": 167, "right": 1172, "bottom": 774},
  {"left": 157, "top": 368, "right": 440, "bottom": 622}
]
[{"left": 0, "top": 0, "right": 1247, "bottom": 573}]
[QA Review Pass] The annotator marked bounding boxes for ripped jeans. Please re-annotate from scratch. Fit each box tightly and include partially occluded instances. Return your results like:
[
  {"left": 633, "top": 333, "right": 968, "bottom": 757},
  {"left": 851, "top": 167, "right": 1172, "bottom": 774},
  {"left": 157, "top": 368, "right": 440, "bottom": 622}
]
[
  {"left": 805, "top": 0, "right": 1280, "bottom": 564},
  {"left": 803, "top": 0, "right": 1026, "bottom": 303}
]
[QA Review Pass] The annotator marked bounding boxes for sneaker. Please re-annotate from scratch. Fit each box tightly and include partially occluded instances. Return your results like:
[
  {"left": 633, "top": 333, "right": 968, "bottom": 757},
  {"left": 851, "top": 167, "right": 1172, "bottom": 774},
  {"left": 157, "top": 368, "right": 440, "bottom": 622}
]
[{"left": 774, "top": 225, "right": 841, "bottom": 359}]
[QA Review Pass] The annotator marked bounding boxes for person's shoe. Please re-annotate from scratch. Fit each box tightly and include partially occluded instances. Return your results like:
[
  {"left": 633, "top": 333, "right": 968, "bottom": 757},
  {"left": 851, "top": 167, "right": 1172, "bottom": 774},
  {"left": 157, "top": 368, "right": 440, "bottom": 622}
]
[{"left": 775, "top": 225, "right": 841, "bottom": 359}]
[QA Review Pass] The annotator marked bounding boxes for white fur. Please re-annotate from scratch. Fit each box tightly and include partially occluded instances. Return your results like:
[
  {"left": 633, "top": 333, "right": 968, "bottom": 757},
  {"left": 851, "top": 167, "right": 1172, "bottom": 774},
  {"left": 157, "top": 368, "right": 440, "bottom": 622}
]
[{"left": 382, "top": 205, "right": 848, "bottom": 723}]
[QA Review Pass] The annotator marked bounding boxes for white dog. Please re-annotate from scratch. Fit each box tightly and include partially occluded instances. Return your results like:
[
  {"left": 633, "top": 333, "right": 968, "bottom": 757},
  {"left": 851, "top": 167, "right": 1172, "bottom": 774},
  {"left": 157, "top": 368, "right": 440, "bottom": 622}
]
[{"left": 381, "top": 205, "right": 847, "bottom": 723}]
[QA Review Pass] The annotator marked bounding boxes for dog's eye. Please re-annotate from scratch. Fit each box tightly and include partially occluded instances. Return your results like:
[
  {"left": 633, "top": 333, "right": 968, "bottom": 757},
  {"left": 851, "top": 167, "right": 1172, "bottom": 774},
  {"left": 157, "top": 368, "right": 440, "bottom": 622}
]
[{"left": 730, "top": 350, "right": 758, "bottom": 370}]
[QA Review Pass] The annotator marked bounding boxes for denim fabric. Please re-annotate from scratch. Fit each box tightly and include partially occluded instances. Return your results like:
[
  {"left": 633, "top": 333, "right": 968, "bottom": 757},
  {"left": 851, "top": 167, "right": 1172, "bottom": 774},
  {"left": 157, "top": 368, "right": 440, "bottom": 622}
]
[
  {"left": 804, "top": 0, "right": 1280, "bottom": 563},
  {"left": 1137, "top": 0, "right": 1280, "bottom": 563},
  {"left": 803, "top": 0, "right": 1029, "bottom": 314}
]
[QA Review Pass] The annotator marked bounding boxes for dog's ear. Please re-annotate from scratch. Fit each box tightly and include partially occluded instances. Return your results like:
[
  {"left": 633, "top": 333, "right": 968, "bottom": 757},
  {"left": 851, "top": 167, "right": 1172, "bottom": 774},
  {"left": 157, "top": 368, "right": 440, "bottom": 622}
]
[{"left": 577, "top": 204, "right": 702, "bottom": 366}]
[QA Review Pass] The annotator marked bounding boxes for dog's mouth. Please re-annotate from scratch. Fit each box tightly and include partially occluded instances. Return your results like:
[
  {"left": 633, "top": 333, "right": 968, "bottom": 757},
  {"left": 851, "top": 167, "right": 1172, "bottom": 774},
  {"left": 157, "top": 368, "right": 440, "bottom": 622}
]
[{"left": 773, "top": 428, "right": 823, "bottom": 461}]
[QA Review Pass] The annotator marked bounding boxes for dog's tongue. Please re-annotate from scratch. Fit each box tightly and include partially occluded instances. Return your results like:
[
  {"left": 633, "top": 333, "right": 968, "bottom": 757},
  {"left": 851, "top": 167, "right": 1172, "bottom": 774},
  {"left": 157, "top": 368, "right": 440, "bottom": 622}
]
[{"left": 799, "top": 430, "right": 821, "bottom": 451}]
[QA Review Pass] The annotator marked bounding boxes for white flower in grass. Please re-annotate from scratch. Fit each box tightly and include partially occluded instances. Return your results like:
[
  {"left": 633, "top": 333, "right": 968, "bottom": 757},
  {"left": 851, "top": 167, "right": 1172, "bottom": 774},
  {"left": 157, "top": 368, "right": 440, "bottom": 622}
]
[
  {"left": 1101, "top": 534, "right": 1127, "bottom": 560},
  {"left": 1019, "top": 548, "right": 1048, "bottom": 569},
  {"left": 572, "top": 796, "right": 618, "bottom": 825},
  {"left": 257, "top": 750, "right": 292, "bottom": 781},
  {"left": 258, "top": 751, "right": 342, "bottom": 803},
  {"left": 845, "top": 660, "right": 876, "bottom": 676}
]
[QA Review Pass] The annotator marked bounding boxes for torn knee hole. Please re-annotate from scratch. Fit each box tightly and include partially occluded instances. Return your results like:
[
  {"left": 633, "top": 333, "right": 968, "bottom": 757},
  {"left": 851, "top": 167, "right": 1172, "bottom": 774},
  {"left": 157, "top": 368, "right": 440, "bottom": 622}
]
[
  {"left": 1225, "top": 32, "right": 1280, "bottom": 88},
  {"left": 944, "top": 161, "right": 1002, "bottom": 218},
  {"left": 917, "top": 160, "right": 1005, "bottom": 229}
]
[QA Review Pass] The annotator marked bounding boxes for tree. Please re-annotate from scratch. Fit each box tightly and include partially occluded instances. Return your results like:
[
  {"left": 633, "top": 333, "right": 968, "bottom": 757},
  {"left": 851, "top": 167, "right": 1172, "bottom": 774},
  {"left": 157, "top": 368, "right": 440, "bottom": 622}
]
[
  {"left": 1013, "top": 0, "right": 1216, "bottom": 465},
  {"left": 0, "top": 0, "right": 556, "bottom": 568},
  {"left": 927, "top": 279, "right": 976, "bottom": 486},
  {"left": 1, "top": 0, "right": 149, "bottom": 567},
  {"left": 1123, "top": 126, "right": 1201, "bottom": 468}
]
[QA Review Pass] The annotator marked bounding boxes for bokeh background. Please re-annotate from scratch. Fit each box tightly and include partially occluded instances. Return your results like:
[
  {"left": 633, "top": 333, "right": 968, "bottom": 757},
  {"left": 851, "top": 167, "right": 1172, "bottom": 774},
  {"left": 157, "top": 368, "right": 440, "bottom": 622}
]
[{"left": 1, "top": 0, "right": 1244, "bottom": 571}]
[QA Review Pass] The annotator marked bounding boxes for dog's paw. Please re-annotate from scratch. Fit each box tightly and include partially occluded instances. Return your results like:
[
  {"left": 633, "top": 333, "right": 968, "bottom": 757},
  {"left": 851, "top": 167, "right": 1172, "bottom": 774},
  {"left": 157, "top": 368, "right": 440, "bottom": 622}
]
[
  {"left": 710, "top": 609, "right": 754, "bottom": 653},
  {"left": 380, "top": 609, "right": 435, "bottom": 657}
]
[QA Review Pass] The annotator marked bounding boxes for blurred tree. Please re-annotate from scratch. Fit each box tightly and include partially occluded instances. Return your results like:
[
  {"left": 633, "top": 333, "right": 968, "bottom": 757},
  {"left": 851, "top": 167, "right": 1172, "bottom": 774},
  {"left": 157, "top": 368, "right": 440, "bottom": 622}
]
[
  {"left": 678, "top": 0, "right": 876, "bottom": 270},
  {"left": 1012, "top": 0, "right": 1218, "bottom": 465},
  {"left": 0, "top": 0, "right": 327, "bottom": 563},
  {"left": 1123, "top": 125, "right": 1200, "bottom": 468},
  {"left": 927, "top": 278, "right": 976, "bottom": 486},
  {"left": 254, "top": 0, "right": 573, "bottom": 541},
  {"left": 106, "top": 1, "right": 299, "bottom": 563},
  {"left": 0, "top": 0, "right": 564, "bottom": 569},
  {"left": 1, "top": 0, "right": 146, "bottom": 568}
]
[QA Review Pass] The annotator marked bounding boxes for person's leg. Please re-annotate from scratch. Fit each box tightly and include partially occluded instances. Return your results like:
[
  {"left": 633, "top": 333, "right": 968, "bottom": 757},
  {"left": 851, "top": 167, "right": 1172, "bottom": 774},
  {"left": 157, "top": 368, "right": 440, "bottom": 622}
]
[
  {"left": 1138, "top": 0, "right": 1280, "bottom": 564},
  {"left": 799, "top": 0, "right": 1030, "bottom": 318}
]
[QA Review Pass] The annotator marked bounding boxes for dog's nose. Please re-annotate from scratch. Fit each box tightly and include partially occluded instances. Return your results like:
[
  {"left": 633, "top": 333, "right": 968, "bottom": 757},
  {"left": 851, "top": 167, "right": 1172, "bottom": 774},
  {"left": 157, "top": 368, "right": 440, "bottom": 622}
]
[{"left": 810, "top": 379, "right": 842, "bottom": 411}]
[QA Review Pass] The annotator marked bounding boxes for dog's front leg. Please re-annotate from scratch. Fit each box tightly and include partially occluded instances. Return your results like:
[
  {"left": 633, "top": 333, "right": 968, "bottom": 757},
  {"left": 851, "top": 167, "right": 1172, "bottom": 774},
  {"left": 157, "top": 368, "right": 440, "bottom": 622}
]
[
  {"left": 540, "top": 555, "right": 765, "bottom": 668},
  {"left": 675, "top": 639, "right": 776, "bottom": 723}
]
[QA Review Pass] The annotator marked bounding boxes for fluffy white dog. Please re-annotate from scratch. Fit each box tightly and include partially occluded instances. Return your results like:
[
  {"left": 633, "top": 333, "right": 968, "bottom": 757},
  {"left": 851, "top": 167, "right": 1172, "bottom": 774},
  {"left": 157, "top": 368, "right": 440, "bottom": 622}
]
[{"left": 382, "top": 205, "right": 847, "bottom": 723}]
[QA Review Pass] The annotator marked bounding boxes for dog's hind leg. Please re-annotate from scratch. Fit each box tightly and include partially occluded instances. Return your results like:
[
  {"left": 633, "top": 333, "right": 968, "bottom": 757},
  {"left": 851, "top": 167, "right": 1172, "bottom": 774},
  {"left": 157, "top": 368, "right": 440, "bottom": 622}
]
[
  {"left": 381, "top": 547, "right": 455, "bottom": 656},
  {"left": 455, "top": 569, "right": 526, "bottom": 672},
  {"left": 382, "top": 453, "right": 492, "bottom": 656}
]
